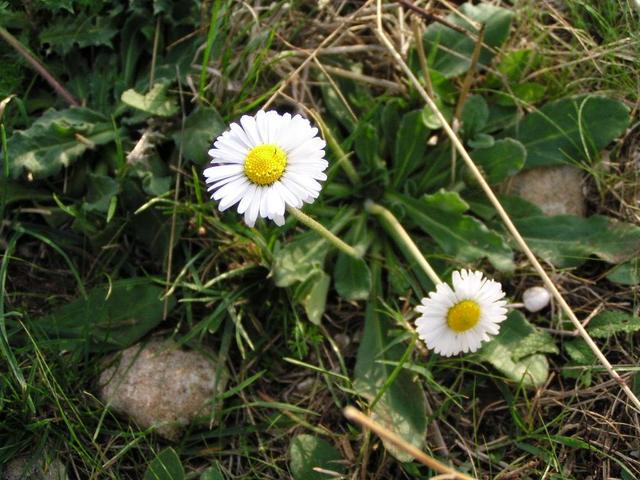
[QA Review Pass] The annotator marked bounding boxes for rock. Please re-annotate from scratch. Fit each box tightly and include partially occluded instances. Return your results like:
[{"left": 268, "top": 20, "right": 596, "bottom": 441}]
[
  {"left": 98, "top": 339, "right": 227, "bottom": 441},
  {"left": 505, "top": 165, "right": 586, "bottom": 216},
  {"left": 3, "top": 455, "right": 67, "bottom": 480},
  {"left": 522, "top": 286, "right": 551, "bottom": 312}
]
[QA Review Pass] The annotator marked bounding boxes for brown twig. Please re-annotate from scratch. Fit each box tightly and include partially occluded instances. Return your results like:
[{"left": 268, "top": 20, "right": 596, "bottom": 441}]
[
  {"left": 0, "top": 27, "right": 79, "bottom": 106},
  {"left": 396, "top": 0, "right": 468, "bottom": 35},
  {"left": 344, "top": 406, "right": 475, "bottom": 480}
]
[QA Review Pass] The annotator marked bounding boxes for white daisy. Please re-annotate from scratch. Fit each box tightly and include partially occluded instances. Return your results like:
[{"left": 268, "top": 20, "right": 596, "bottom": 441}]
[
  {"left": 203, "top": 110, "right": 328, "bottom": 227},
  {"left": 415, "top": 269, "right": 507, "bottom": 357}
]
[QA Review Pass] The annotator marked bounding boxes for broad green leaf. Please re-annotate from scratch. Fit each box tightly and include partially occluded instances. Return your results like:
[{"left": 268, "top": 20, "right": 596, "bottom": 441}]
[
  {"left": 354, "top": 261, "right": 427, "bottom": 462},
  {"left": 564, "top": 338, "right": 595, "bottom": 365},
  {"left": 1, "top": 183, "right": 51, "bottom": 205},
  {"left": 121, "top": 83, "right": 178, "bottom": 117},
  {"left": 289, "top": 434, "right": 345, "bottom": 480},
  {"left": 471, "top": 138, "right": 526, "bottom": 183},
  {"left": 461, "top": 95, "right": 488, "bottom": 138},
  {"left": 172, "top": 107, "right": 226, "bottom": 165},
  {"left": 388, "top": 191, "right": 514, "bottom": 271},
  {"left": 391, "top": 110, "right": 429, "bottom": 188},
  {"left": 511, "top": 214, "right": 640, "bottom": 269},
  {"left": 7, "top": 107, "right": 116, "bottom": 179},
  {"left": 423, "top": 3, "right": 514, "bottom": 78},
  {"left": 33, "top": 278, "right": 174, "bottom": 352},
  {"left": 272, "top": 234, "right": 329, "bottom": 288},
  {"left": 510, "top": 95, "right": 630, "bottom": 168},
  {"left": 144, "top": 448, "right": 184, "bottom": 480},
  {"left": 607, "top": 258, "right": 640, "bottom": 285},
  {"left": 477, "top": 311, "right": 550, "bottom": 388},
  {"left": 200, "top": 463, "right": 224, "bottom": 480},
  {"left": 39, "top": 14, "right": 118, "bottom": 54},
  {"left": 587, "top": 310, "right": 640, "bottom": 338},
  {"left": 298, "top": 271, "right": 330, "bottom": 325},
  {"left": 334, "top": 215, "right": 371, "bottom": 301},
  {"left": 334, "top": 256, "right": 371, "bottom": 301},
  {"left": 84, "top": 173, "right": 119, "bottom": 213}
]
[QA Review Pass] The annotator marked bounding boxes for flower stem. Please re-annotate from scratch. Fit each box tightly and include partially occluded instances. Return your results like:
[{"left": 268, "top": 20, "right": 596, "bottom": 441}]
[
  {"left": 365, "top": 200, "right": 441, "bottom": 286},
  {"left": 287, "top": 207, "right": 362, "bottom": 259}
]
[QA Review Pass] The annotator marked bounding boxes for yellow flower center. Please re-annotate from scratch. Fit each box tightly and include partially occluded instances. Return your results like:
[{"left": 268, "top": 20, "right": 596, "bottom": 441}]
[
  {"left": 447, "top": 300, "right": 481, "bottom": 333},
  {"left": 243, "top": 144, "right": 287, "bottom": 185}
]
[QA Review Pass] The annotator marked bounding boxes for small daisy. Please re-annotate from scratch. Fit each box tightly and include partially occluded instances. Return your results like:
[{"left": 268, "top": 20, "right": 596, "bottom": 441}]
[
  {"left": 203, "top": 110, "right": 328, "bottom": 227},
  {"left": 415, "top": 269, "right": 507, "bottom": 357}
]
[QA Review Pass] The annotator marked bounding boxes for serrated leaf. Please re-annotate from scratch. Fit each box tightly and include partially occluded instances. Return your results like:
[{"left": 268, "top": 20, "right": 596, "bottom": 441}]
[
  {"left": 391, "top": 110, "right": 429, "bottom": 188},
  {"left": 471, "top": 138, "right": 526, "bottom": 183},
  {"left": 511, "top": 329, "right": 558, "bottom": 361},
  {"left": 289, "top": 434, "right": 345, "bottom": 480},
  {"left": 477, "top": 311, "right": 550, "bottom": 388},
  {"left": 200, "top": 464, "right": 224, "bottom": 480},
  {"left": 354, "top": 261, "right": 427, "bottom": 462},
  {"left": 272, "top": 234, "right": 329, "bottom": 288},
  {"left": 144, "top": 448, "right": 184, "bottom": 480},
  {"left": 33, "top": 278, "right": 174, "bottom": 352},
  {"left": 511, "top": 214, "right": 640, "bottom": 269},
  {"left": 354, "top": 121, "right": 380, "bottom": 171},
  {"left": 7, "top": 107, "right": 116, "bottom": 179},
  {"left": 39, "top": 14, "right": 118, "bottom": 54},
  {"left": 510, "top": 95, "right": 630, "bottom": 168},
  {"left": 587, "top": 310, "right": 640, "bottom": 338},
  {"left": 423, "top": 2, "right": 514, "bottom": 78},
  {"left": 388, "top": 191, "right": 514, "bottom": 271},
  {"left": 172, "top": 107, "right": 226, "bottom": 165},
  {"left": 122, "top": 83, "right": 178, "bottom": 117}
]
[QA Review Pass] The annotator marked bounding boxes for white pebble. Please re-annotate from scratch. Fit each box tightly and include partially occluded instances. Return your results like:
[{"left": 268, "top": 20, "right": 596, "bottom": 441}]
[{"left": 523, "top": 286, "right": 551, "bottom": 312}]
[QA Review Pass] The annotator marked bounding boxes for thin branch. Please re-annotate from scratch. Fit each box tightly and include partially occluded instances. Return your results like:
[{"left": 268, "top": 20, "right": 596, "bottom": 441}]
[{"left": 0, "top": 27, "right": 79, "bottom": 106}]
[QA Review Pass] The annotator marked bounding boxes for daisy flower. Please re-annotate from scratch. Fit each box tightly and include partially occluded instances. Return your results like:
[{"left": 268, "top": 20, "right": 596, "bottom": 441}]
[
  {"left": 415, "top": 269, "right": 507, "bottom": 357},
  {"left": 203, "top": 110, "right": 328, "bottom": 227}
]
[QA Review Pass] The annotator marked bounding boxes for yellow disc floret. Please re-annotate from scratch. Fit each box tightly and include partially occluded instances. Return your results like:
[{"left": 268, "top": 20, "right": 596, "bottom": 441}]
[
  {"left": 447, "top": 300, "right": 481, "bottom": 333},
  {"left": 243, "top": 144, "right": 287, "bottom": 185}
]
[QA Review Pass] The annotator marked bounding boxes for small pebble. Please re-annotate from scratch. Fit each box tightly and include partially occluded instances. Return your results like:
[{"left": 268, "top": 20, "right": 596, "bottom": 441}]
[{"left": 522, "top": 286, "right": 551, "bottom": 312}]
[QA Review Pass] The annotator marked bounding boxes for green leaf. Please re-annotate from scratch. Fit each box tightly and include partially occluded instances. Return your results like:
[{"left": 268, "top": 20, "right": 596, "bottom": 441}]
[
  {"left": 392, "top": 110, "right": 429, "bottom": 188},
  {"left": 510, "top": 95, "right": 630, "bottom": 168},
  {"left": 121, "top": 83, "right": 178, "bottom": 117},
  {"left": 461, "top": 95, "right": 489, "bottom": 138},
  {"left": 471, "top": 138, "right": 526, "bottom": 183},
  {"left": 564, "top": 338, "right": 595, "bottom": 365},
  {"left": 33, "top": 278, "right": 174, "bottom": 352},
  {"left": 272, "top": 234, "right": 329, "bottom": 288},
  {"left": 477, "top": 310, "right": 550, "bottom": 388},
  {"left": 334, "top": 256, "right": 371, "bottom": 301},
  {"left": 7, "top": 107, "right": 116, "bottom": 179},
  {"left": 354, "top": 261, "right": 427, "bottom": 462},
  {"left": 172, "top": 107, "right": 226, "bottom": 165},
  {"left": 389, "top": 191, "right": 514, "bottom": 271},
  {"left": 144, "top": 448, "right": 184, "bottom": 480},
  {"left": 423, "top": 2, "right": 514, "bottom": 78},
  {"left": 607, "top": 258, "right": 640, "bottom": 285},
  {"left": 84, "top": 173, "right": 119, "bottom": 213},
  {"left": 511, "top": 214, "right": 640, "bottom": 269},
  {"left": 200, "top": 463, "right": 225, "bottom": 480},
  {"left": 298, "top": 271, "right": 330, "bottom": 326},
  {"left": 587, "top": 310, "right": 640, "bottom": 338},
  {"left": 289, "top": 434, "right": 345, "bottom": 480},
  {"left": 354, "top": 121, "right": 380, "bottom": 172},
  {"left": 39, "top": 14, "right": 118, "bottom": 54}
]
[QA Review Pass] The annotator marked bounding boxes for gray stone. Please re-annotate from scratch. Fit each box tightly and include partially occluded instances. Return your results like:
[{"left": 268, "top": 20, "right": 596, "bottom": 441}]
[
  {"left": 505, "top": 165, "right": 586, "bottom": 216},
  {"left": 98, "top": 339, "right": 227, "bottom": 441},
  {"left": 3, "top": 456, "right": 67, "bottom": 480}
]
